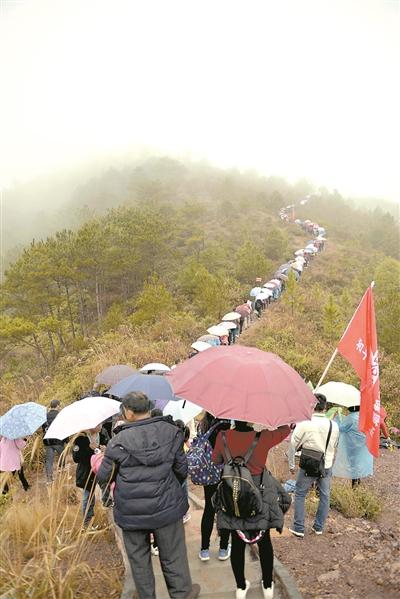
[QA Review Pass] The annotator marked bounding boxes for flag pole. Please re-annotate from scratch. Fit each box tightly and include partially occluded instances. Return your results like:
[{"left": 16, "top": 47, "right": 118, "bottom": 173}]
[
  {"left": 315, "top": 282, "right": 375, "bottom": 392},
  {"left": 315, "top": 348, "right": 338, "bottom": 391}
]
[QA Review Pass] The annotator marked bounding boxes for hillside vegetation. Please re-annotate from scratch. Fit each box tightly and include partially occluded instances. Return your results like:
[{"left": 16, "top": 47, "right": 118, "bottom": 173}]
[{"left": 1, "top": 159, "right": 399, "bottom": 424}]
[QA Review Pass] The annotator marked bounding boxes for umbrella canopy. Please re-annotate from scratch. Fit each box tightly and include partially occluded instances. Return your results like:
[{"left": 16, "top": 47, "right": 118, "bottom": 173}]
[
  {"left": 317, "top": 382, "right": 360, "bottom": 408},
  {"left": 191, "top": 341, "right": 212, "bottom": 353},
  {"left": 95, "top": 365, "right": 136, "bottom": 387},
  {"left": 222, "top": 312, "right": 241, "bottom": 321},
  {"left": 207, "top": 325, "right": 229, "bottom": 337},
  {"left": 167, "top": 345, "right": 315, "bottom": 428},
  {"left": 292, "top": 262, "right": 303, "bottom": 272},
  {"left": 250, "top": 287, "right": 263, "bottom": 297},
  {"left": 294, "top": 250, "right": 304, "bottom": 256},
  {"left": 256, "top": 290, "right": 272, "bottom": 300},
  {"left": 163, "top": 399, "right": 203, "bottom": 425},
  {"left": 44, "top": 397, "right": 121, "bottom": 441},
  {"left": 276, "top": 273, "right": 288, "bottom": 281},
  {"left": 139, "top": 362, "right": 171, "bottom": 374},
  {"left": 197, "top": 334, "right": 221, "bottom": 346},
  {"left": 0, "top": 402, "right": 46, "bottom": 440},
  {"left": 270, "top": 279, "right": 282, "bottom": 286},
  {"left": 218, "top": 321, "right": 237, "bottom": 330},
  {"left": 316, "top": 235, "right": 326, "bottom": 241},
  {"left": 235, "top": 304, "right": 251, "bottom": 316},
  {"left": 295, "top": 256, "right": 306, "bottom": 265},
  {"left": 108, "top": 373, "right": 177, "bottom": 402}
]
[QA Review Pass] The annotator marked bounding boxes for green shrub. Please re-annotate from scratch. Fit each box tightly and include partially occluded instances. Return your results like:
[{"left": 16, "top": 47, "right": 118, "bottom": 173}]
[{"left": 330, "top": 481, "right": 382, "bottom": 520}]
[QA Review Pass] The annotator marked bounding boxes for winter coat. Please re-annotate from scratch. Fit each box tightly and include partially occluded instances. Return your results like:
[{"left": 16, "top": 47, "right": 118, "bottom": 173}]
[
  {"left": 72, "top": 434, "right": 96, "bottom": 489},
  {"left": 214, "top": 470, "right": 290, "bottom": 533},
  {"left": 0, "top": 438, "right": 26, "bottom": 472},
  {"left": 97, "top": 416, "right": 188, "bottom": 531}
]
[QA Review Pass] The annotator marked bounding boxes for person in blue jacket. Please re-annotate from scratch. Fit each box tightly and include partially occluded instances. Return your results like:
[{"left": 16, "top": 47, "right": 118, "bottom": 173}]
[{"left": 332, "top": 406, "right": 373, "bottom": 487}]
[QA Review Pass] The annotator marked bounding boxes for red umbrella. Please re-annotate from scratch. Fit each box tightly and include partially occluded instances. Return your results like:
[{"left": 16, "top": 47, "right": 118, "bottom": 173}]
[{"left": 166, "top": 345, "right": 315, "bottom": 428}]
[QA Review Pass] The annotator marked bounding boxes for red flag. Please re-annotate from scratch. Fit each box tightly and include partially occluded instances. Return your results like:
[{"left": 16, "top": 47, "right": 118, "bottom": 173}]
[{"left": 337, "top": 284, "right": 380, "bottom": 457}]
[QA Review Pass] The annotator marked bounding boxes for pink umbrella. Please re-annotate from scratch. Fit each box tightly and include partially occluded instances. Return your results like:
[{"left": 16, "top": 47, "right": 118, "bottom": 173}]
[
  {"left": 166, "top": 345, "right": 315, "bottom": 428},
  {"left": 235, "top": 304, "right": 251, "bottom": 316}
]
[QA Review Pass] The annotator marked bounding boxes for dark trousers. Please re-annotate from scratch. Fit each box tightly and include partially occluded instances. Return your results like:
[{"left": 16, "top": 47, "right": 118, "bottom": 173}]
[
  {"left": 45, "top": 444, "right": 65, "bottom": 481},
  {"left": 201, "top": 484, "right": 230, "bottom": 551},
  {"left": 230, "top": 529, "right": 273, "bottom": 590},
  {"left": 123, "top": 519, "right": 192, "bottom": 599},
  {"left": 2, "top": 467, "right": 29, "bottom": 494}
]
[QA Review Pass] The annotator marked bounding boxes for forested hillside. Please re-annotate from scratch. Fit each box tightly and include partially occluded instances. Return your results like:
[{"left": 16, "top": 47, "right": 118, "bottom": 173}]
[{"left": 1, "top": 158, "right": 399, "bottom": 422}]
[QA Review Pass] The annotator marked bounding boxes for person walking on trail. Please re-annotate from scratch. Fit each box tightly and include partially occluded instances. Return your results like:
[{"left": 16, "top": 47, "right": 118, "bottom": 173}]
[
  {"left": 289, "top": 394, "right": 339, "bottom": 537},
  {"left": 0, "top": 436, "right": 30, "bottom": 493},
  {"left": 196, "top": 412, "right": 231, "bottom": 562},
  {"left": 97, "top": 392, "right": 200, "bottom": 599},
  {"left": 332, "top": 405, "right": 373, "bottom": 487},
  {"left": 42, "top": 399, "right": 65, "bottom": 483},
  {"left": 212, "top": 421, "right": 290, "bottom": 599}
]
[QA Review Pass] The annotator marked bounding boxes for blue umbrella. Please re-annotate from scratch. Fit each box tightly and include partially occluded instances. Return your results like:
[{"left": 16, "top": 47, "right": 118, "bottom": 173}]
[
  {"left": 0, "top": 402, "right": 46, "bottom": 439},
  {"left": 108, "top": 374, "right": 177, "bottom": 402},
  {"left": 250, "top": 287, "right": 262, "bottom": 297}
]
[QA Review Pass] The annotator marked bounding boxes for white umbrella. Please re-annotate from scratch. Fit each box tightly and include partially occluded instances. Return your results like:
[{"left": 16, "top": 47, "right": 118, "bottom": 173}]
[
  {"left": 163, "top": 399, "right": 203, "bottom": 425},
  {"left": 191, "top": 341, "right": 212, "bottom": 353},
  {"left": 256, "top": 290, "right": 272, "bottom": 301},
  {"left": 292, "top": 262, "right": 303, "bottom": 272},
  {"left": 44, "top": 397, "right": 121, "bottom": 440},
  {"left": 294, "top": 249, "right": 304, "bottom": 256},
  {"left": 263, "top": 282, "right": 276, "bottom": 289},
  {"left": 295, "top": 257, "right": 306, "bottom": 265},
  {"left": 140, "top": 362, "right": 171, "bottom": 374},
  {"left": 270, "top": 279, "right": 282, "bottom": 286},
  {"left": 207, "top": 325, "right": 229, "bottom": 337},
  {"left": 317, "top": 382, "right": 360, "bottom": 408},
  {"left": 316, "top": 235, "right": 326, "bottom": 241},
  {"left": 222, "top": 312, "right": 241, "bottom": 321},
  {"left": 218, "top": 321, "right": 237, "bottom": 330}
]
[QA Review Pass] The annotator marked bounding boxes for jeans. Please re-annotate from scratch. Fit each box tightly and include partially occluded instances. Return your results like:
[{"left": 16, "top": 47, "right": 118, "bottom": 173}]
[
  {"left": 45, "top": 444, "right": 65, "bottom": 481},
  {"left": 293, "top": 467, "right": 332, "bottom": 533},
  {"left": 82, "top": 487, "right": 95, "bottom": 525}
]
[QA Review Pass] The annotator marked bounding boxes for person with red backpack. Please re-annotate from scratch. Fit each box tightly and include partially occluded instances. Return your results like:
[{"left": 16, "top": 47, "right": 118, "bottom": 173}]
[
  {"left": 212, "top": 420, "right": 290, "bottom": 599},
  {"left": 190, "top": 412, "right": 231, "bottom": 562}
]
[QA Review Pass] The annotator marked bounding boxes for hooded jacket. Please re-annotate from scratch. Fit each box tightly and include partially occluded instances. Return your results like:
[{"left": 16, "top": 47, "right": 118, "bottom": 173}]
[{"left": 97, "top": 416, "right": 188, "bottom": 531}]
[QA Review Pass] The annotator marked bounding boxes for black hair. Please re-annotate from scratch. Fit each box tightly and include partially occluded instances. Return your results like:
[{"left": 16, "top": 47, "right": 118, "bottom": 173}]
[
  {"left": 198, "top": 412, "right": 214, "bottom": 434},
  {"left": 175, "top": 419, "right": 190, "bottom": 442},
  {"left": 348, "top": 405, "right": 360, "bottom": 413},
  {"left": 50, "top": 399, "right": 60, "bottom": 409},
  {"left": 314, "top": 393, "right": 327, "bottom": 412},
  {"left": 234, "top": 420, "right": 253, "bottom": 431},
  {"left": 122, "top": 391, "right": 153, "bottom": 414}
]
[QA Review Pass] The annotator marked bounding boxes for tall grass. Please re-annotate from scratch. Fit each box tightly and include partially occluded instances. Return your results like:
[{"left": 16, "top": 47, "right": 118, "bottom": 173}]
[{"left": 0, "top": 444, "right": 122, "bottom": 598}]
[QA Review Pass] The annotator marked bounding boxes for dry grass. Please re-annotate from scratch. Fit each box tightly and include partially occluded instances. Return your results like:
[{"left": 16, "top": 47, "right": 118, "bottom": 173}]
[{"left": 0, "top": 443, "right": 122, "bottom": 599}]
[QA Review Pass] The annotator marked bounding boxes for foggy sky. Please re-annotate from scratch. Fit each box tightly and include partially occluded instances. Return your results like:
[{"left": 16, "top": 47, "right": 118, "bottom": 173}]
[{"left": 0, "top": 0, "right": 399, "bottom": 201}]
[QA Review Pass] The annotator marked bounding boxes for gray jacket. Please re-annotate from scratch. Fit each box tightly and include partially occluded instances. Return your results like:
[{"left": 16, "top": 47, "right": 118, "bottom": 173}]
[{"left": 97, "top": 416, "right": 188, "bottom": 531}]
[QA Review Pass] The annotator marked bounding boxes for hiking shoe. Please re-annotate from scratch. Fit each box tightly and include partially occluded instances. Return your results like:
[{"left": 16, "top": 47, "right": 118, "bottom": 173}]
[
  {"left": 198, "top": 549, "right": 210, "bottom": 561},
  {"left": 185, "top": 584, "right": 201, "bottom": 599},
  {"left": 236, "top": 580, "right": 250, "bottom": 598},
  {"left": 311, "top": 526, "right": 323, "bottom": 535},
  {"left": 261, "top": 581, "right": 274, "bottom": 598},
  {"left": 218, "top": 544, "right": 231, "bottom": 561},
  {"left": 151, "top": 544, "right": 159, "bottom": 556},
  {"left": 288, "top": 528, "right": 304, "bottom": 538}
]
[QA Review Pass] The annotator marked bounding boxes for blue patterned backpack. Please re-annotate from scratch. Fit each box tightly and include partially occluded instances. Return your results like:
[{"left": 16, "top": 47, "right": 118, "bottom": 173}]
[{"left": 187, "top": 422, "right": 224, "bottom": 485}]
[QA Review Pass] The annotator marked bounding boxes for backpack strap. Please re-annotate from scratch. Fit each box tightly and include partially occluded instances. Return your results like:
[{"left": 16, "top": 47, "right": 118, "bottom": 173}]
[
  {"left": 324, "top": 421, "right": 333, "bottom": 456},
  {"left": 222, "top": 431, "right": 261, "bottom": 465}
]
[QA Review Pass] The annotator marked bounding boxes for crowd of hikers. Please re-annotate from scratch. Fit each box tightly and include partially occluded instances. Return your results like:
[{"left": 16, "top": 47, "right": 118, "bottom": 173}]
[{"left": 0, "top": 204, "right": 395, "bottom": 599}]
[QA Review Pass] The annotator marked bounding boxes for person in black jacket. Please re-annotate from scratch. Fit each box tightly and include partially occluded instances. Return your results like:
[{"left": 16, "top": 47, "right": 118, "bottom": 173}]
[
  {"left": 42, "top": 400, "right": 65, "bottom": 483},
  {"left": 97, "top": 392, "right": 200, "bottom": 599},
  {"left": 72, "top": 424, "right": 108, "bottom": 527}
]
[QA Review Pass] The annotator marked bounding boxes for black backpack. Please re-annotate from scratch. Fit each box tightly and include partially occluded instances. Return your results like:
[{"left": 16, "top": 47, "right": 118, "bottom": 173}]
[{"left": 217, "top": 432, "right": 263, "bottom": 519}]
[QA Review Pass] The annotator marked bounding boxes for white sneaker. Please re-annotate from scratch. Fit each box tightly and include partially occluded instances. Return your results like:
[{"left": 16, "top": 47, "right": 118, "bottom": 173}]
[
  {"left": 236, "top": 580, "right": 250, "bottom": 599},
  {"left": 151, "top": 544, "right": 159, "bottom": 556},
  {"left": 261, "top": 581, "right": 274, "bottom": 598}
]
